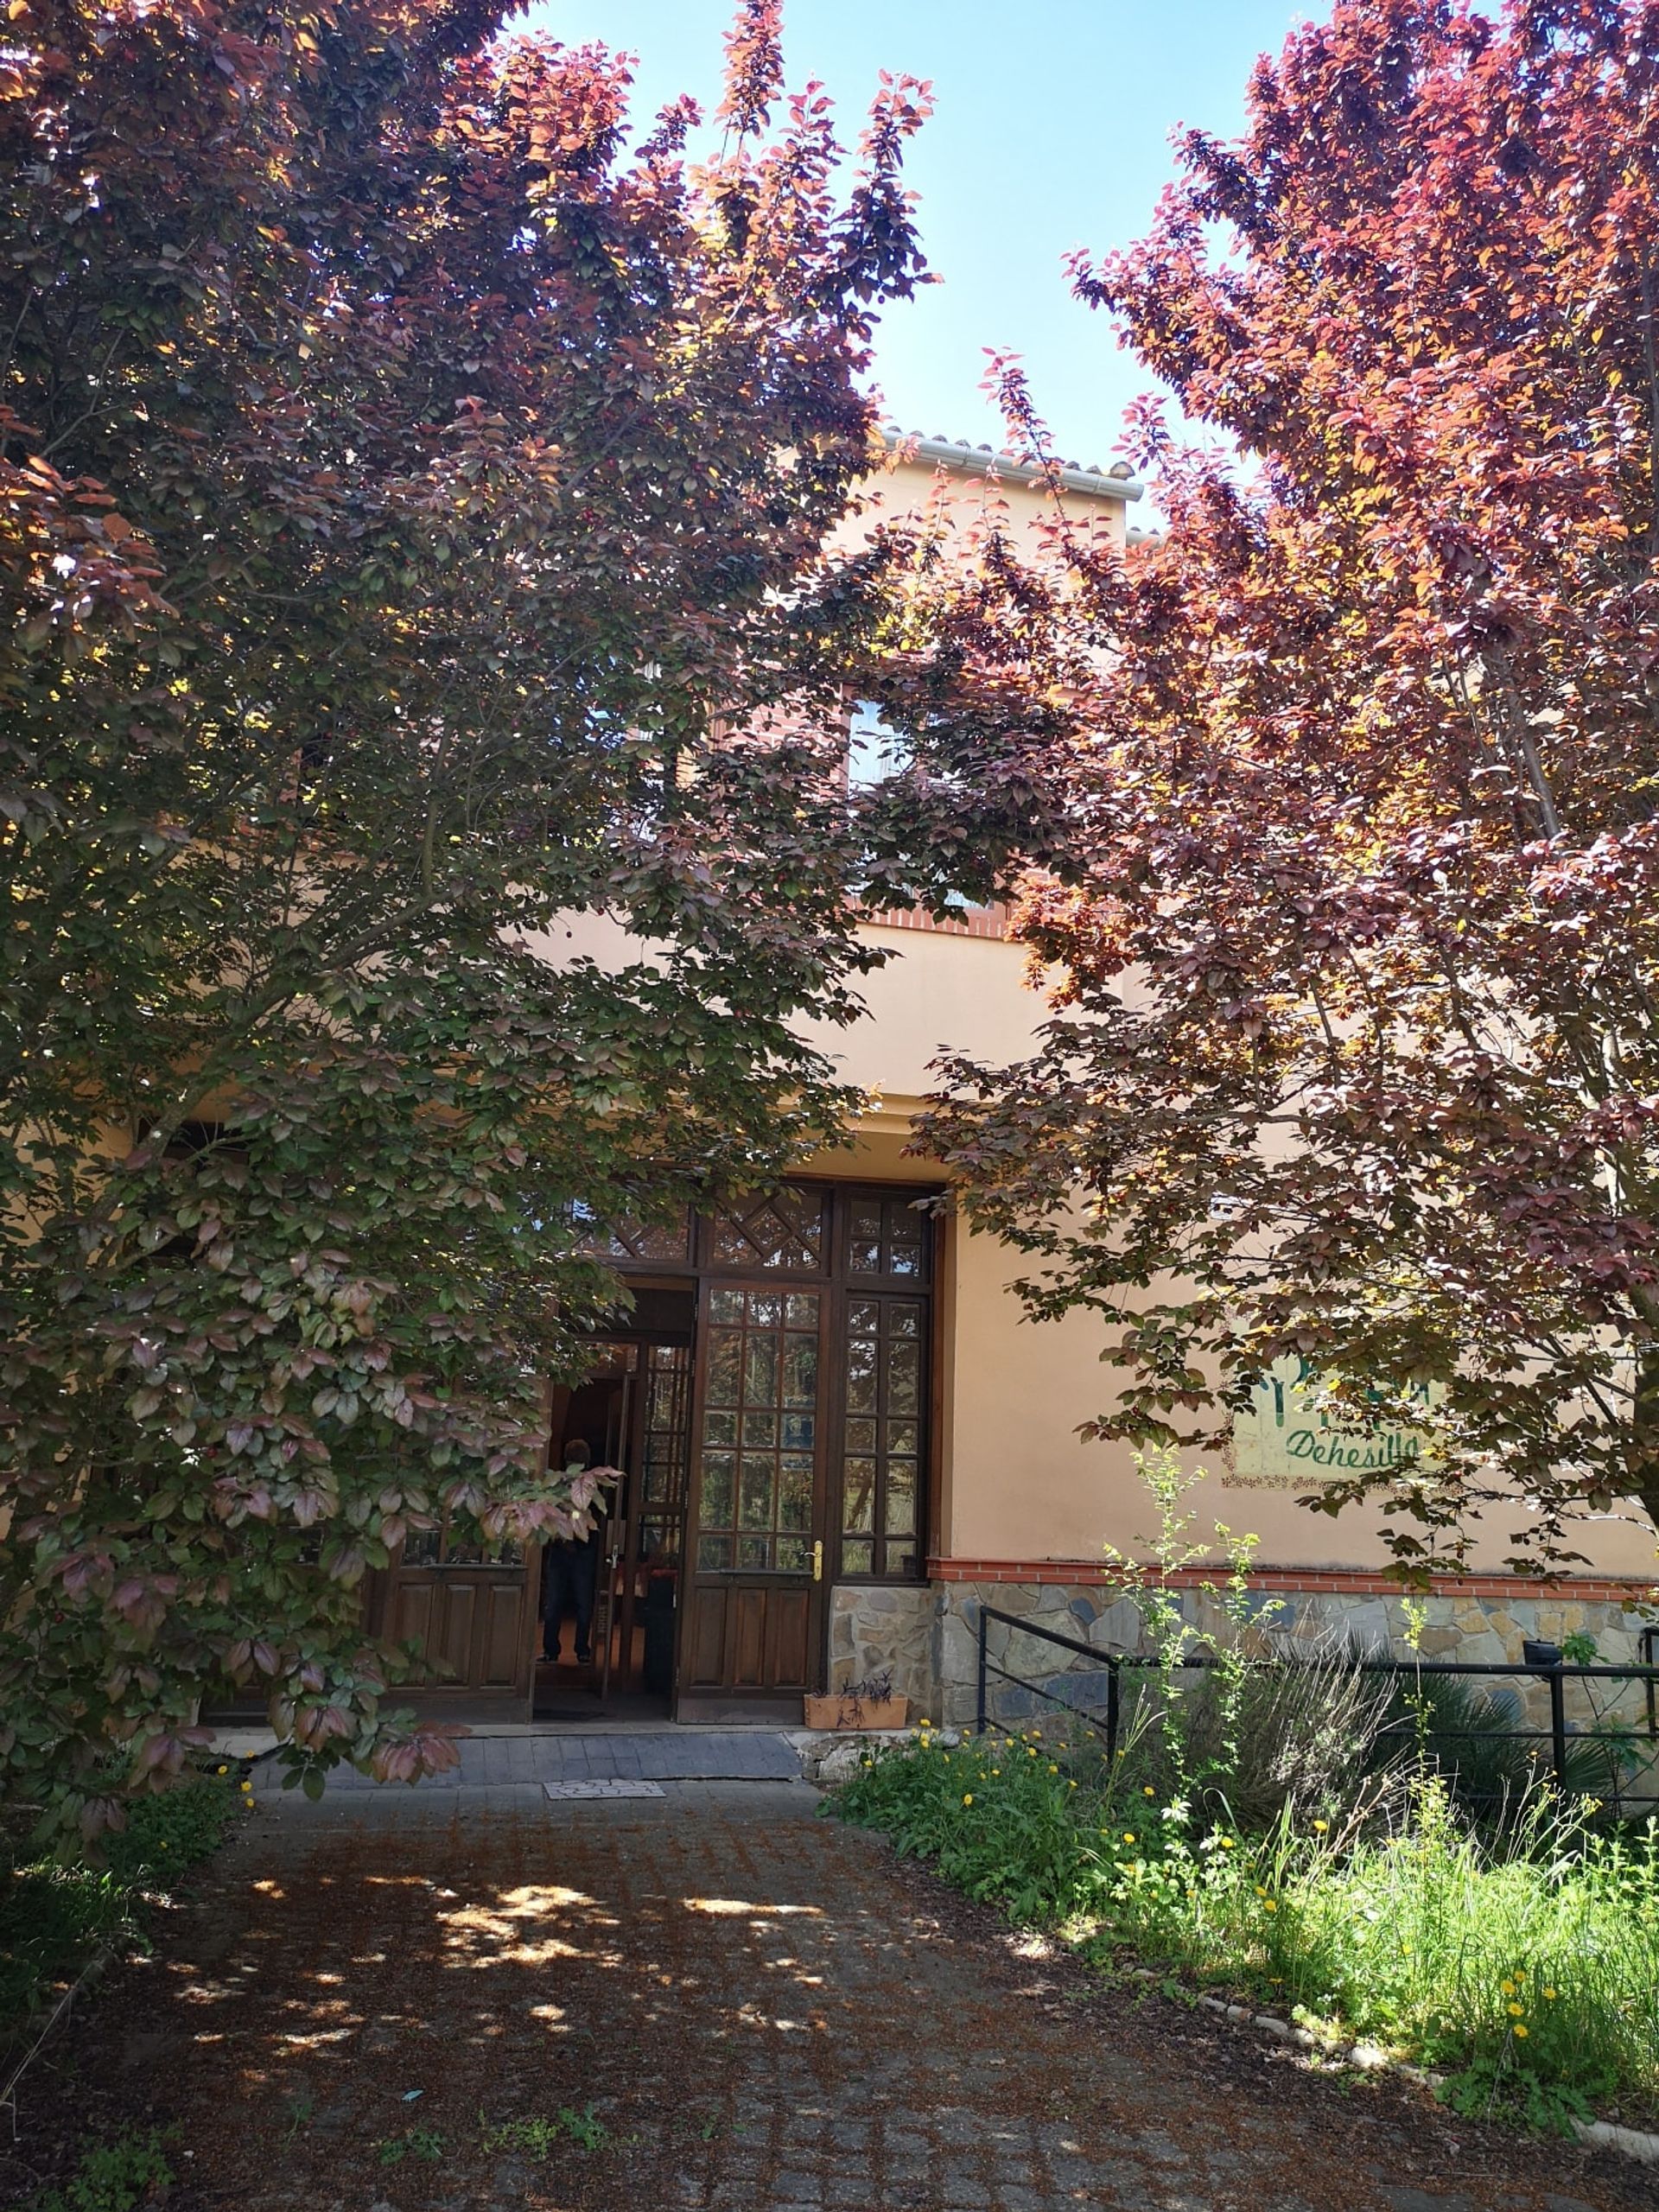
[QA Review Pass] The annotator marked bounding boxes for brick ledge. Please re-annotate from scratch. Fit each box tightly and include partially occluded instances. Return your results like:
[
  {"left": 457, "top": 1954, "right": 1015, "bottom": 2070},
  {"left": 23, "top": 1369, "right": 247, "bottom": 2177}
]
[{"left": 924, "top": 1559, "right": 1655, "bottom": 1604}]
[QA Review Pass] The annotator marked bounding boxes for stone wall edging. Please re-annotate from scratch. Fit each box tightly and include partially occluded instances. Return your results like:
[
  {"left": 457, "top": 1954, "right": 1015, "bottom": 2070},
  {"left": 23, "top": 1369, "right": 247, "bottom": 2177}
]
[{"left": 827, "top": 1573, "right": 1657, "bottom": 1728}]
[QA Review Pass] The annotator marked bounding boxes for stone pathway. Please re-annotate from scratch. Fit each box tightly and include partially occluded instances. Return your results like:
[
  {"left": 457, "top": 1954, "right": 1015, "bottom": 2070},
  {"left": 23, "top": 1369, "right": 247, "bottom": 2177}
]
[{"left": 13, "top": 1762, "right": 1649, "bottom": 2212}]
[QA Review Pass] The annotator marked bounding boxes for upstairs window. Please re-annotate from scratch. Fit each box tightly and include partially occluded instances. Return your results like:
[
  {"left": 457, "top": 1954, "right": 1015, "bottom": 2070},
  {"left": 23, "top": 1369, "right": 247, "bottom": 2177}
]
[{"left": 847, "top": 697, "right": 910, "bottom": 787}]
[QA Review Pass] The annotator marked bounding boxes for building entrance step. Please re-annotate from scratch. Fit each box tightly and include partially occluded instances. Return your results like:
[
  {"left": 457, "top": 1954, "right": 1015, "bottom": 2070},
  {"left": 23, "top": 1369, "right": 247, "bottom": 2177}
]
[{"left": 537, "top": 1730, "right": 804, "bottom": 1783}]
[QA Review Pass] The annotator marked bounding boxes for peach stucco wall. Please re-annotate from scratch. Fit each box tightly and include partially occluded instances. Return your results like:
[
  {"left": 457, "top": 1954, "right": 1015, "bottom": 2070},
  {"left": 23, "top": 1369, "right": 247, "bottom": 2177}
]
[
  {"left": 807, "top": 921, "right": 1659, "bottom": 1586},
  {"left": 535, "top": 443, "right": 1657, "bottom": 1592}
]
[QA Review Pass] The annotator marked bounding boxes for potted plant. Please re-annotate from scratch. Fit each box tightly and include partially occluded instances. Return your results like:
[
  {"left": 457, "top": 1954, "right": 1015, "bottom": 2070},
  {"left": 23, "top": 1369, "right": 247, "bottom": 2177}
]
[{"left": 804, "top": 1669, "right": 909, "bottom": 1732}]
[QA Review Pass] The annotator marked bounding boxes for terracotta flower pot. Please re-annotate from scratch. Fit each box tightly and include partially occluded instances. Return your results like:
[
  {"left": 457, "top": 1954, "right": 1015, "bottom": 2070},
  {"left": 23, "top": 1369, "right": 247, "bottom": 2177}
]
[{"left": 803, "top": 1692, "right": 909, "bottom": 1732}]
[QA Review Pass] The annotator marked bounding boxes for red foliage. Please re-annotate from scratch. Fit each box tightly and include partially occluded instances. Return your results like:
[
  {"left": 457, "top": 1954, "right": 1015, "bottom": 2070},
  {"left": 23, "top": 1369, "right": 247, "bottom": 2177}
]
[{"left": 923, "top": 0, "right": 1659, "bottom": 1574}]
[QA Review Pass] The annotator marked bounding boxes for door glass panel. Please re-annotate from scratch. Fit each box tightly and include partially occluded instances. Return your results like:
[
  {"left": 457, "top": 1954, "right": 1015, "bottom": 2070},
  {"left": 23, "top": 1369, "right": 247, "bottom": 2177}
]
[
  {"left": 701, "top": 1452, "right": 735, "bottom": 1527},
  {"left": 838, "top": 1294, "right": 926, "bottom": 1580},
  {"left": 696, "top": 1287, "right": 820, "bottom": 1573},
  {"left": 886, "top": 1463, "right": 917, "bottom": 1536},
  {"left": 706, "top": 1328, "right": 743, "bottom": 1406},
  {"left": 842, "top": 1459, "right": 875, "bottom": 1533}
]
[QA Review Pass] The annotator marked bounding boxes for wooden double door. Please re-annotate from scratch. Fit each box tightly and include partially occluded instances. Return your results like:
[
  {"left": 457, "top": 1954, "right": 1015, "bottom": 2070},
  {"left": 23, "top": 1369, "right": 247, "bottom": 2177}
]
[{"left": 375, "top": 1182, "right": 933, "bottom": 1719}]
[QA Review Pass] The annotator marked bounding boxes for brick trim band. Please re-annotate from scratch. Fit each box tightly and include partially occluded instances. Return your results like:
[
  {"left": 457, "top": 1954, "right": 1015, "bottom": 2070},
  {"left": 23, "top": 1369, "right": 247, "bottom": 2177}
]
[
  {"left": 924, "top": 1558, "right": 1655, "bottom": 1605},
  {"left": 861, "top": 902, "right": 1010, "bottom": 941}
]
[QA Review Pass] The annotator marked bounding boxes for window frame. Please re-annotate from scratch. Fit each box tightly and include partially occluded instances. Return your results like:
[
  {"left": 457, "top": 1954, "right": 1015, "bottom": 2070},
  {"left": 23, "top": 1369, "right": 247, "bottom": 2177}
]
[{"left": 582, "top": 1179, "right": 938, "bottom": 1586}]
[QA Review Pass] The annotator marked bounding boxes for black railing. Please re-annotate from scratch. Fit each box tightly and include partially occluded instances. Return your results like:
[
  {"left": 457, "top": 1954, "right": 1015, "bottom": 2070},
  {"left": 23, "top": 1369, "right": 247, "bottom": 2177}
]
[{"left": 973, "top": 1604, "right": 1659, "bottom": 1812}]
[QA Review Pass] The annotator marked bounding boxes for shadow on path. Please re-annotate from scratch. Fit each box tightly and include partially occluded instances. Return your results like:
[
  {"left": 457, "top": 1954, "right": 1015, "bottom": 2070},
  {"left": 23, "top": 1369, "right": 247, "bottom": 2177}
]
[{"left": 3, "top": 1776, "right": 1649, "bottom": 2212}]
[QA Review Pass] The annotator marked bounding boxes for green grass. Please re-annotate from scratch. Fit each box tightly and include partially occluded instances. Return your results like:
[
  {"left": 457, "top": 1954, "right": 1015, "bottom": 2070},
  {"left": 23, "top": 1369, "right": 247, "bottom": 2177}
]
[
  {"left": 830, "top": 1723, "right": 1659, "bottom": 2131},
  {"left": 1, "top": 1766, "right": 245, "bottom": 2046}
]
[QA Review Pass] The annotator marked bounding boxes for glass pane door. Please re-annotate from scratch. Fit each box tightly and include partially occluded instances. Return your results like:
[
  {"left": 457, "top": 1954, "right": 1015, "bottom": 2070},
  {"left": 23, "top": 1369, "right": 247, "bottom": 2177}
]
[{"left": 696, "top": 1287, "right": 819, "bottom": 1573}]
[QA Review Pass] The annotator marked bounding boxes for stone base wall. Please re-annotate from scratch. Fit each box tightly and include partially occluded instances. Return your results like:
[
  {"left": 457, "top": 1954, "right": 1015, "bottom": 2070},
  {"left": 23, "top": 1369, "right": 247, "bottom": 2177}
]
[
  {"left": 830, "top": 1577, "right": 1655, "bottom": 1732},
  {"left": 827, "top": 1583, "right": 935, "bottom": 1713}
]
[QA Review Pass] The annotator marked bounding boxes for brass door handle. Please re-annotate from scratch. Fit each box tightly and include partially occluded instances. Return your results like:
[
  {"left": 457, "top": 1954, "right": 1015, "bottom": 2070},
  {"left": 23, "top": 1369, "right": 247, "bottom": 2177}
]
[{"left": 811, "top": 1540, "right": 823, "bottom": 1582}]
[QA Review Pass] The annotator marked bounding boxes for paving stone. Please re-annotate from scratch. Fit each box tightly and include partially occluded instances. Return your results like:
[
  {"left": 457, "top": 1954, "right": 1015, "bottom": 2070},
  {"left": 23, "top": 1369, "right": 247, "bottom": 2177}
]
[{"left": 91, "top": 1780, "right": 1648, "bottom": 2212}]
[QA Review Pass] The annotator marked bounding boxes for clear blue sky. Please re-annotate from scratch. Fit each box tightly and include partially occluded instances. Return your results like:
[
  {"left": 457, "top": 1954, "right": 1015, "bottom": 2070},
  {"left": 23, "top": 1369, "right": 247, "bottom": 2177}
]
[{"left": 518, "top": 1, "right": 1309, "bottom": 467}]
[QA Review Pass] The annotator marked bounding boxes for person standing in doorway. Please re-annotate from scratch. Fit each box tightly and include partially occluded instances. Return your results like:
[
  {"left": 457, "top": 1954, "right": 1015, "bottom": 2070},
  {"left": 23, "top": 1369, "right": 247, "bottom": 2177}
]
[{"left": 542, "top": 1441, "right": 601, "bottom": 1665}]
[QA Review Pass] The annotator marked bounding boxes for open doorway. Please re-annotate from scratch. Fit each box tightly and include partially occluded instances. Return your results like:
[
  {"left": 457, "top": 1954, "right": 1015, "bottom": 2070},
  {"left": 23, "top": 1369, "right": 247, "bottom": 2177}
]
[{"left": 536, "top": 1300, "right": 695, "bottom": 1720}]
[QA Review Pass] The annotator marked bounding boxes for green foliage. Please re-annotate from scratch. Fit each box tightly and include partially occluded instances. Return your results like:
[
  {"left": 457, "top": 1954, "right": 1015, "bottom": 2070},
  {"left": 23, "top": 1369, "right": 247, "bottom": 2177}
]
[
  {"left": 0, "top": 1853, "right": 134, "bottom": 2033},
  {"left": 835, "top": 1732, "right": 1659, "bottom": 2126},
  {"left": 0, "top": 2, "right": 973, "bottom": 1840},
  {"left": 375, "top": 2127, "right": 446, "bottom": 2167},
  {"left": 554, "top": 2106, "right": 609, "bottom": 2152},
  {"left": 477, "top": 2107, "right": 611, "bottom": 2158},
  {"left": 28, "top": 2129, "right": 175, "bottom": 2212},
  {"left": 2, "top": 1764, "right": 242, "bottom": 2038},
  {"left": 100, "top": 1769, "right": 241, "bottom": 1884}
]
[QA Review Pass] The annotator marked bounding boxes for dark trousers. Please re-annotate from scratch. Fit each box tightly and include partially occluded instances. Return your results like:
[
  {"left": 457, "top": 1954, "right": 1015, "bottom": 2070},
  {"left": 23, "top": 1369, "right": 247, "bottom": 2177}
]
[{"left": 543, "top": 1539, "right": 599, "bottom": 1662}]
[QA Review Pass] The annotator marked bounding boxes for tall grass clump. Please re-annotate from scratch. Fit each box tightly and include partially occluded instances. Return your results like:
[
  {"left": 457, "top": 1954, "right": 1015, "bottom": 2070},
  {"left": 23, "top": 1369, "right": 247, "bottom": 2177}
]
[{"left": 831, "top": 1450, "right": 1659, "bottom": 2131}]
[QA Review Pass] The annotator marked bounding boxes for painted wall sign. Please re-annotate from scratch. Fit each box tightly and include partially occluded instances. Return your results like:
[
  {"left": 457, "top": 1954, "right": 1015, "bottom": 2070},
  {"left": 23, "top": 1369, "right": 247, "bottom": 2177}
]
[{"left": 1225, "top": 1356, "right": 1433, "bottom": 1490}]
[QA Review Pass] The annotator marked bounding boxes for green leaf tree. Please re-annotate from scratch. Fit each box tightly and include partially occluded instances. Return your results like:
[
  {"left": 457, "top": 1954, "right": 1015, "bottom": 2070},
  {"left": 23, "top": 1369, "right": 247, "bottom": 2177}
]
[{"left": 0, "top": 0, "right": 936, "bottom": 1840}]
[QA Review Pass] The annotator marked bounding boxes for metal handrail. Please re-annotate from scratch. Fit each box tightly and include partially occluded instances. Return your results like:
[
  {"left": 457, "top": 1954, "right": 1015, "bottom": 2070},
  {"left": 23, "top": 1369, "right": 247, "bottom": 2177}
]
[{"left": 972, "top": 1603, "right": 1659, "bottom": 1799}]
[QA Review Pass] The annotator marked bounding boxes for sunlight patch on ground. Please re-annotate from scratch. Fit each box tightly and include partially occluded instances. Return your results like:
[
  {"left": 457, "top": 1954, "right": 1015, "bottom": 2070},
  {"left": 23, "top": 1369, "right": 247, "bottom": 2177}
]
[{"left": 682, "top": 1898, "right": 823, "bottom": 1917}]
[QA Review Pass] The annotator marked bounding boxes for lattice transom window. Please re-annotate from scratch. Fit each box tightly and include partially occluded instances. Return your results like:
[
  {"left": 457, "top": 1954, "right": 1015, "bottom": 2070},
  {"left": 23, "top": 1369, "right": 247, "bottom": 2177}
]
[
  {"left": 570, "top": 1202, "right": 693, "bottom": 1265},
  {"left": 838, "top": 1294, "right": 923, "bottom": 1580},
  {"left": 696, "top": 1287, "right": 819, "bottom": 1572},
  {"left": 706, "top": 1186, "right": 826, "bottom": 1272}
]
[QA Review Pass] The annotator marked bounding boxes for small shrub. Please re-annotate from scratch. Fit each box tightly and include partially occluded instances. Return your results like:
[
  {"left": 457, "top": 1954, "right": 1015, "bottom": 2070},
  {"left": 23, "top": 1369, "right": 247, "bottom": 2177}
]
[
  {"left": 2, "top": 1764, "right": 244, "bottom": 2043},
  {"left": 103, "top": 1770, "right": 242, "bottom": 1884},
  {"left": 29, "top": 2127, "right": 174, "bottom": 2212}
]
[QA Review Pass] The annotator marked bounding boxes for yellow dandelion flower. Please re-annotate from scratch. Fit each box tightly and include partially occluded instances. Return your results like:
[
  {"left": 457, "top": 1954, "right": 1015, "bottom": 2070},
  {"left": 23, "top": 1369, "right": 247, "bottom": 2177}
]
[
  {"left": 963, "top": 1793, "right": 974, "bottom": 1806},
  {"left": 1143, "top": 1786, "right": 1155, "bottom": 1798},
  {"left": 1514, "top": 2024, "right": 1529, "bottom": 2038},
  {"left": 1542, "top": 1986, "right": 1558, "bottom": 2001},
  {"left": 1047, "top": 1763, "right": 1058, "bottom": 1774},
  {"left": 1068, "top": 1780, "right": 1077, "bottom": 1789},
  {"left": 1219, "top": 1836, "right": 1236, "bottom": 1849},
  {"left": 1507, "top": 2003, "right": 1524, "bottom": 2018},
  {"left": 1123, "top": 1832, "right": 1135, "bottom": 1844},
  {"left": 1312, "top": 1819, "right": 1328, "bottom": 1834},
  {"left": 1262, "top": 1900, "right": 1278, "bottom": 1913},
  {"left": 1027, "top": 1747, "right": 1038, "bottom": 1758},
  {"left": 1500, "top": 1979, "right": 1516, "bottom": 1996}
]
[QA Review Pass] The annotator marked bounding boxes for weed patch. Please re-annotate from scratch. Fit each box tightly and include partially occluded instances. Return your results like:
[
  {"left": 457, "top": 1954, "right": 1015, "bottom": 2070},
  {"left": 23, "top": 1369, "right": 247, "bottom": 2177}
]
[{"left": 25, "top": 2127, "right": 175, "bottom": 2212}]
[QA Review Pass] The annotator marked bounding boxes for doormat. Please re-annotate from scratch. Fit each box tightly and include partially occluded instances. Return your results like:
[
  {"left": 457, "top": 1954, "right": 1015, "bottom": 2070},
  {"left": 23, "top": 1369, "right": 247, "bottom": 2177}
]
[{"left": 543, "top": 1779, "right": 665, "bottom": 1800}]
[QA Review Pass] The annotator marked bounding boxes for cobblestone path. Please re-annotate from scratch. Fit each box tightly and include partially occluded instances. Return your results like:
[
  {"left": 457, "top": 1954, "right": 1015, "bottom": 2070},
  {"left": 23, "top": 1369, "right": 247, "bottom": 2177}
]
[{"left": 16, "top": 1772, "right": 1649, "bottom": 2212}]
